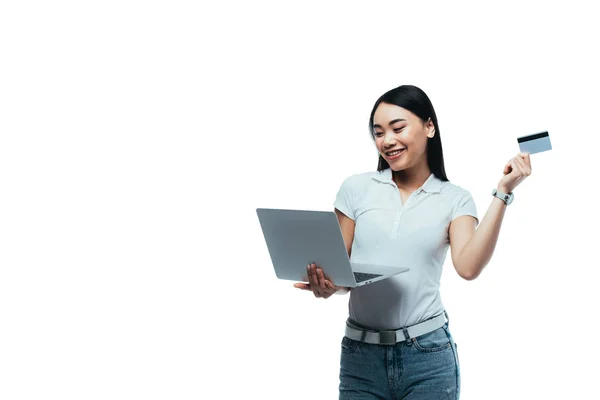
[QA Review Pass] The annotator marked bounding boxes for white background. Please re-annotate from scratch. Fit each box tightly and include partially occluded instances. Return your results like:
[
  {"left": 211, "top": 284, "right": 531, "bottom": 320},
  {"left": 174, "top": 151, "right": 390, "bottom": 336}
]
[{"left": 1, "top": 1, "right": 598, "bottom": 399}]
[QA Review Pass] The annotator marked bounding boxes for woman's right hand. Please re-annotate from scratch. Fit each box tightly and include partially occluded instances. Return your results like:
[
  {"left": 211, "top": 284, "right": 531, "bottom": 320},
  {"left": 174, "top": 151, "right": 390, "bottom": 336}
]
[{"left": 293, "top": 263, "right": 349, "bottom": 299}]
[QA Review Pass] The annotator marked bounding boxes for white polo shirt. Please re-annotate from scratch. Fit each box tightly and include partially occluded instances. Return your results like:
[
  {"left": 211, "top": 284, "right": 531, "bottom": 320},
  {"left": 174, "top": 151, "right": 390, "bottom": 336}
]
[{"left": 334, "top": 168, "right": 479, "bottom": 330}]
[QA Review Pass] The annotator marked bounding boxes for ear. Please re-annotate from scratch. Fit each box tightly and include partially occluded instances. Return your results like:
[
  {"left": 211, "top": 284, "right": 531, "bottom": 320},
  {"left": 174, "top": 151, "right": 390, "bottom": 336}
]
[{"left": 425, "top": 118, "right": 435, "bottom": 138}]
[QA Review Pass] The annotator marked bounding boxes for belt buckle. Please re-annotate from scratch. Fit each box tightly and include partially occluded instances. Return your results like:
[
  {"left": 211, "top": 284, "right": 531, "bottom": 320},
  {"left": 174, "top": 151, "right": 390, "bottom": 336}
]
[{"left": 379, "top": 330, "right": 396, "bottom": 345}]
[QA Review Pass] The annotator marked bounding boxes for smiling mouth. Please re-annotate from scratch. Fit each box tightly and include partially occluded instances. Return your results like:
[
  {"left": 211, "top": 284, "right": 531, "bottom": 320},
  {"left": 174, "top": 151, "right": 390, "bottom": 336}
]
[{"left": 386, "top": 148, "right": 406, "bottom": 157}]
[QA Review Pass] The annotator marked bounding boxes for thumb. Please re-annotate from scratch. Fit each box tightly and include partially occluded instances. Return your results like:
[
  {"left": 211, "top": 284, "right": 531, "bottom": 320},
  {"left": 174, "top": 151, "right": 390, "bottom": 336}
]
[{"left": 294, "top": 283, "right": 311, "bottom": 290}]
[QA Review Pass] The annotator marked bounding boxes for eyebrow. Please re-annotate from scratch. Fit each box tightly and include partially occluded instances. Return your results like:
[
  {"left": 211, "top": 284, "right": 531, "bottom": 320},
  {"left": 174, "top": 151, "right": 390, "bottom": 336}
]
[{"left": 373, "top": 118, "right": 407, "bottom": 129}]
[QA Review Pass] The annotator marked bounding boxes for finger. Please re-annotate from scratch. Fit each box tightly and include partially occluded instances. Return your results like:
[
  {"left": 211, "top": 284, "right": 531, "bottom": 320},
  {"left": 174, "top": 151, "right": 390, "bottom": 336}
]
[
  {"left": 323, "top": 273, "right": 338, "bottom": 292},
  {"left": 517, "top": 153, "right": 532, "bottom": 175},
  {"left": 325, "top": 280, "right": 338, "bottom": 294},
  {"left": 320, "top": 268, "right": 333, "bottom": 282},
  {"left": 317, "top": 268, "right": 328, "bottom": 291},
  {"left": 306, "top": 264, "right": 318, "bottom": 295},
  {"left": 323, "top": 271, "right": 339, "bottom": 295},
  {"left": 322, "top": 280, "right": 335, "bottom": 299},
  {"left": 308, "top": 264, "right": 323, "bottom": 297},
  {"left": 307, "top": 264, "right": 318, "bottom": 286},
  {"left": 294, "top": 283, "right": 311, "bottom": 290},
  {"left": 503, "top": 161, "right": 512, "bottom": 175},
  {"left": 509, "top": 158, "right": 520, "bottom": 177},
  {"left": 315, "top": 266, "right": 328, "bottom": 296},
  {"left": 514, "top": 156, "right": 529, "bottom": 177},
  {"left": 519, "top": 152, "right": 532, "bottom": 168},
  {"left": 513, "top": 157, "right": 528, "bottom": 177}
]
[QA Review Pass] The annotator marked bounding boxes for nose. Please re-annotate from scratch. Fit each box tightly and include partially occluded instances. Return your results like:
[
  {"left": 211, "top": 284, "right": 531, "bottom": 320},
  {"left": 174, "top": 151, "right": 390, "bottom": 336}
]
[{"left": 383, "top": 131, "right": 396, "bottom": 147}]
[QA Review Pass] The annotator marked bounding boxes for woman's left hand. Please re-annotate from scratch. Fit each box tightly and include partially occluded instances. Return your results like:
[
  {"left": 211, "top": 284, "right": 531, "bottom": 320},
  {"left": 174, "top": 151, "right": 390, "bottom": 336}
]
[{"left": 497, "top": 152, "right": 532, "bottom": 193}]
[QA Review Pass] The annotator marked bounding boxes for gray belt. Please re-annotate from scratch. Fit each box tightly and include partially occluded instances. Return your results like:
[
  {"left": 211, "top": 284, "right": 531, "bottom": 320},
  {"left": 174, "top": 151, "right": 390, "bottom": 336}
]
[{"left": 344, "top": 312, "right": 448, "bottom": 346}]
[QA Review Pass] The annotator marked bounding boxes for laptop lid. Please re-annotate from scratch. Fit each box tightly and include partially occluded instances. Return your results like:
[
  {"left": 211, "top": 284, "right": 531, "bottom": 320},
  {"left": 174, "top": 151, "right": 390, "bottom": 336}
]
[{"left": 256, "top": 208, "right": 358, "bottom": 286}]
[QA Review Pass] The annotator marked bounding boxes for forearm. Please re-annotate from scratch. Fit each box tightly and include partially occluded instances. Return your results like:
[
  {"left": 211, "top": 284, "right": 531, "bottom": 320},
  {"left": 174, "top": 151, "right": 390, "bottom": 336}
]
[{"left": 456, "top": 196, "right": 507, "bottom": 279}]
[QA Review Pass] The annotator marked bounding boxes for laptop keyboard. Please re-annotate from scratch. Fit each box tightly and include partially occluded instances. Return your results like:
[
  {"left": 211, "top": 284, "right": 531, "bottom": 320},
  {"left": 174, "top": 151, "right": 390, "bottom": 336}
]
[{"left": 354, "top": 272, "right": 383, "bottom": 283}]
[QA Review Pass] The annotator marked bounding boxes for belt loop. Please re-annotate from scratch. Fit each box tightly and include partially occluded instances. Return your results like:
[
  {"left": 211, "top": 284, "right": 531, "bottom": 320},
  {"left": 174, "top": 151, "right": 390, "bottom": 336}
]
[
  {"left": 360, "top": 329, "right": 367, "bottom": 343},
  {"left": 402, "top": 327, "right": 410, "bottom": 341}
]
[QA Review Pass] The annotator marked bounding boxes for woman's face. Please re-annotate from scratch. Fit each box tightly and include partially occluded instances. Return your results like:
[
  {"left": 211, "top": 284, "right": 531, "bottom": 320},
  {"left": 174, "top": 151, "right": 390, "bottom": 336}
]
[{"left": 373, "top": 102, "right": 435, "bottom": 172}]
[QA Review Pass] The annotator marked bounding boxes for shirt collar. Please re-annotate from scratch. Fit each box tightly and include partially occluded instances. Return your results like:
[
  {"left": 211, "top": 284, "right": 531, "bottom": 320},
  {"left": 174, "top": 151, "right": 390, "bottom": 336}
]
[{"left": 372, "top": 169, "right": 442, "bottom": 193}]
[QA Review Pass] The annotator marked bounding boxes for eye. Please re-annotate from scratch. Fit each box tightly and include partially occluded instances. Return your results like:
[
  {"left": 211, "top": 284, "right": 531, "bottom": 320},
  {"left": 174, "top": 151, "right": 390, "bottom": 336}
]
[
  {"left": 374, "top": 131, "right": 384, "bottom": 137},
  {"left": 393, "top": 127, "right": 404, "bottom": 133}
]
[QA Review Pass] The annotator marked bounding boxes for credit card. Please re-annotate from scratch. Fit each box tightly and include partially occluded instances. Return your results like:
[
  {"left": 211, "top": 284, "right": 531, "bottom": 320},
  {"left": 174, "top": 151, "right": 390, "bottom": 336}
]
[{"left": 517, "top": 131, "right": 552, "bottom": 154}]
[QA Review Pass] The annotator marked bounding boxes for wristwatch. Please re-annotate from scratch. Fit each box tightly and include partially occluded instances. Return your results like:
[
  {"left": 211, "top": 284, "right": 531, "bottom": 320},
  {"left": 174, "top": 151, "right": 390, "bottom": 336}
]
[{"left": 492, "top": 188, "right": 514, "bottom": 205}]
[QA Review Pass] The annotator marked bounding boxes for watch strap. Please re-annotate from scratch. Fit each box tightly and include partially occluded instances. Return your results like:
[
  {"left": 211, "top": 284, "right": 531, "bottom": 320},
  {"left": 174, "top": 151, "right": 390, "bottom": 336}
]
[{"left": 492, "top": 188, "right": 513, "bottom": 205}]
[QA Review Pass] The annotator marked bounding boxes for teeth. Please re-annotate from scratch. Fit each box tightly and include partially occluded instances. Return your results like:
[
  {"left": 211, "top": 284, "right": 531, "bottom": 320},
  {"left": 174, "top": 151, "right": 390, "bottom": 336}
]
[{"left": 387, "top": 149, "right": 404, "bottom": 156}]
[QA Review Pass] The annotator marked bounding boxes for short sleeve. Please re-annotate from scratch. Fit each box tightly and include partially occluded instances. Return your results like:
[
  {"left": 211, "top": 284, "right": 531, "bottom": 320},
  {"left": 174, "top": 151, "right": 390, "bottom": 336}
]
[
  {"left": 333, "top": 176, "right": 356, "bottom": 220},
  {"left": 452, "top": 189, "right": 478, "bottom": 224}
]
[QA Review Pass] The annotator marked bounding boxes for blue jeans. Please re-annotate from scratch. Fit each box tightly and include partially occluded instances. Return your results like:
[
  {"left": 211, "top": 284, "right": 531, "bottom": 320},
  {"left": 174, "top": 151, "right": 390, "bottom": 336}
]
[{"left": 339, "top": 323, "right": 460, "bottom": 399}]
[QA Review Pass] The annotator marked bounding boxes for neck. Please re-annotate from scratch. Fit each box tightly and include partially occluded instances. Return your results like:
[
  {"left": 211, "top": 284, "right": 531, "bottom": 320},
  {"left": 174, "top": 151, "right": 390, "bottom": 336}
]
[{"left": 392, "top": 162, "right": 432, "bottom": 191}]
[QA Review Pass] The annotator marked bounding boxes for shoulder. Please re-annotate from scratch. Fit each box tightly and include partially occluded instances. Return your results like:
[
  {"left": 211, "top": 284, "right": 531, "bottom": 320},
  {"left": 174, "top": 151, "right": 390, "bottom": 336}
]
[
  {"left": 334, "top": 171, "right": 381, "bottom": 219},
  {"left": 438, "top": 180, "right": 473, "bottom": 200},
  {"left": 338, "top": 171, "right": 381, "bottom": 189},
  {"left": 438, "top": 180, "right": 478, "bottom": 220}
]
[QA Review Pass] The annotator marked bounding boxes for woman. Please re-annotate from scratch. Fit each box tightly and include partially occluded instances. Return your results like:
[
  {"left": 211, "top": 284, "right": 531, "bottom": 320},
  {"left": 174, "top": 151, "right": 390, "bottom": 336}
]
[{"left": 293, "top": 85, "right": 532, "bottom": 399}]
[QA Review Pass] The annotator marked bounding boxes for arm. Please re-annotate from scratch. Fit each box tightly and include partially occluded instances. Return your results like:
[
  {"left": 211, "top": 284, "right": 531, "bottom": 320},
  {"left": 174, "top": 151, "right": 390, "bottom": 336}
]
[
  {"left": 449, "top": 152, "right": 532, "bottom": 280},
  {"left": 449, "top": 198, "right": 506, "bottom": 280},
  {"left": 334, "top": 208, "right": 355, "bottom": 294}
]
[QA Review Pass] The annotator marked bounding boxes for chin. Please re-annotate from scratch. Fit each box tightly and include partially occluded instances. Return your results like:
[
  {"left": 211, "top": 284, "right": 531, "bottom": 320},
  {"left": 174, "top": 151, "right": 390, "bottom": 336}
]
[
  {"left": 387, "top": 159, "right": 408, "bottom": 171},
  {"left": 390, "top": 166, "right": 407, "bottom": 173}
]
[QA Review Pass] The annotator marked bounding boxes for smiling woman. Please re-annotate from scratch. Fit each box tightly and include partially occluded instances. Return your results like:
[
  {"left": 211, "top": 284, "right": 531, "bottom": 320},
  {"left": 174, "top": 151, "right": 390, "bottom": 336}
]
[
  {"left": 293, "top": 84, "right": 533, "bottom": 400},
  {"left": 370, "top": 86, "right": 447, "bottom": 185}
]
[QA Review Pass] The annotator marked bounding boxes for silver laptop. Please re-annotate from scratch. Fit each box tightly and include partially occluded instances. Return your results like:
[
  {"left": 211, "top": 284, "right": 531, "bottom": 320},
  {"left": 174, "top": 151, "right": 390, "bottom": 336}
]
[{"left": 256, "top": 208, "right": 409, "bottom": 287}]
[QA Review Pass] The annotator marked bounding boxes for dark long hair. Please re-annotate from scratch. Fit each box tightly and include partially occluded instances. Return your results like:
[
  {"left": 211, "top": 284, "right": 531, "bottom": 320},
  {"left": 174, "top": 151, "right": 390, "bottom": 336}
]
[{"left": 368, "top": 85, "right": 448, "bottom": 182}]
